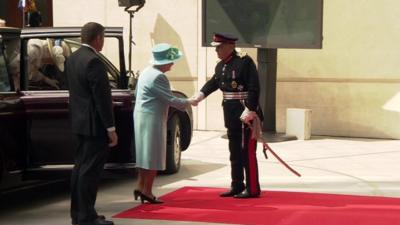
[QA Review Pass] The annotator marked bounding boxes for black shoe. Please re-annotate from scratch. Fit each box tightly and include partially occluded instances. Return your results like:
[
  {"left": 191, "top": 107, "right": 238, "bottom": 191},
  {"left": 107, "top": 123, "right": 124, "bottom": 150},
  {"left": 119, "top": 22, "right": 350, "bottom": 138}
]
[
  {"left": 80, "top": 217, "right": 114, "bottom": 225},
  {"left": 219, "top": 189, "right": 244, "bottom": 197},
  {"left": 72, "top": 215, "right": 106, "bottom": 225},
  {"left": 234, "top": 190, "right": 260, "bottom": 199},
  {"left": 140, "top": 193, "right": 164, "bottom": 204},
  {"left": 133, "top": 189, "right": 141, "bottom": 200}
]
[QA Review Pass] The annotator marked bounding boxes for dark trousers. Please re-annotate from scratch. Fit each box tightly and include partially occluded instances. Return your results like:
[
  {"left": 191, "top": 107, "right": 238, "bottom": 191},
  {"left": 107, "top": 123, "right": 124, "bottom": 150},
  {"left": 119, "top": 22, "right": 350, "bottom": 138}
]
[
  {"left": 227, "top": 125, "right": 260, "bottom": 195},
  {"left": 70, "top": 134, "right": 109, "bottom": 223}
]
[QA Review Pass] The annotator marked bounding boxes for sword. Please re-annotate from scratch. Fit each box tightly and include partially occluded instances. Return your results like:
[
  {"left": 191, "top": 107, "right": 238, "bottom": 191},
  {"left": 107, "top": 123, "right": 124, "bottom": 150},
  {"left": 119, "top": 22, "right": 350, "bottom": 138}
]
[
  {"left": 242, "top": 113, "right": 301, "bottom": 177},
  {"left": 261, "top": 140, "right": 301, "bottom": 177}
]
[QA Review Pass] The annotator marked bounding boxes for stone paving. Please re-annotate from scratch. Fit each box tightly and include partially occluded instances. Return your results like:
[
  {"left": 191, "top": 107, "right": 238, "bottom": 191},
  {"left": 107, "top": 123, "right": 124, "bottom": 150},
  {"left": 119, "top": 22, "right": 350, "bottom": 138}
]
[{"left": 2, "top": 130, "right": 400, "bottom": 225}]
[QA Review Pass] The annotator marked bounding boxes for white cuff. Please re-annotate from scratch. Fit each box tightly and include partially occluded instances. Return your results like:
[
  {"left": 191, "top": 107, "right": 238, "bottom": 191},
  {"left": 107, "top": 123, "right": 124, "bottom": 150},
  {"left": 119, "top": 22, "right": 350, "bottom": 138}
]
[
  {"left": 107, "top": 126, "right": 116, "bottom": 132},
  {"left": 197, "top": 92, "right": 205, "bottom": 101}
]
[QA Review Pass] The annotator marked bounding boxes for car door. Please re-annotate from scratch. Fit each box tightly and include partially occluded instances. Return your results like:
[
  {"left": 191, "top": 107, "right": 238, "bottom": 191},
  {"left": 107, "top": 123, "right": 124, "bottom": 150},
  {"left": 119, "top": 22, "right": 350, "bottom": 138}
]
[
  {"left": 19, "top": 28, "right": 133, "bottom": 168},
  {"left": 20, "top": 91, "right": 73, "bottom": 165},
  {"left": 0, "top": 30, "right": 29, "bottom": 189}
]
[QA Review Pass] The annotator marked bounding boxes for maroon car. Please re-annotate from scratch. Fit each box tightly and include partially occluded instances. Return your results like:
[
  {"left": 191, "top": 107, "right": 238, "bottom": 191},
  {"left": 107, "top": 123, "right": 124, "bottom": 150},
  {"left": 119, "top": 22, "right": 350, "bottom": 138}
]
[{"left": 0, "top": 27, "right": 193, "bottom": 191}]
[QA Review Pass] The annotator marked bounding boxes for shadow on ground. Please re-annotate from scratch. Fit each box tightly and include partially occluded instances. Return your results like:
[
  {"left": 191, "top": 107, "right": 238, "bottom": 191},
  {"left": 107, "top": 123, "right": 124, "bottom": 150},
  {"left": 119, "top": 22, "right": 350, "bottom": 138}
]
[{"left": 0, "top": 159, "right": 225, "bottom": 215}]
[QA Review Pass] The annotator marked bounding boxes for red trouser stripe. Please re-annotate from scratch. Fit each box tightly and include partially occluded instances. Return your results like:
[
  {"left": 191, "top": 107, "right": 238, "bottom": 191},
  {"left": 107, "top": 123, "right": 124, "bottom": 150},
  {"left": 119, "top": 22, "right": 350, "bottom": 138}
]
[{"left": 247, "top": 131, "right": 258, "bottom": 195}]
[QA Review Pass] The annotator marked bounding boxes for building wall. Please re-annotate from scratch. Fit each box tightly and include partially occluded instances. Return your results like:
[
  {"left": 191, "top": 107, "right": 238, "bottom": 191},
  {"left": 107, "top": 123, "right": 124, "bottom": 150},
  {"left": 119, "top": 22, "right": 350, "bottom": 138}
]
[
  {"left": 53, "top": 0, "right": 400, "bottom": 139},
  {"left": 276, "top": 0, "right": 400, "bottom": 138}
]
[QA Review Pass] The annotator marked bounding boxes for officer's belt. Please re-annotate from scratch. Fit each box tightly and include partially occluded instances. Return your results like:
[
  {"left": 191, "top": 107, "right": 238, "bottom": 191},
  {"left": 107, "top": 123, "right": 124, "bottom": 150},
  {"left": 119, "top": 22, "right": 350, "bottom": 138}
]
[{"left": 223, "top": 91, "right": 248, "bottom": 100}]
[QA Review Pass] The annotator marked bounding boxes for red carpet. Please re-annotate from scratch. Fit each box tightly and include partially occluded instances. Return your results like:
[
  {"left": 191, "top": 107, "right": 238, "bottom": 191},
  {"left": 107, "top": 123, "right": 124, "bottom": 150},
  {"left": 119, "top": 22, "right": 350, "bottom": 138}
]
[{"left": 114, "top": 186, "right": 400, "bottom": 225}]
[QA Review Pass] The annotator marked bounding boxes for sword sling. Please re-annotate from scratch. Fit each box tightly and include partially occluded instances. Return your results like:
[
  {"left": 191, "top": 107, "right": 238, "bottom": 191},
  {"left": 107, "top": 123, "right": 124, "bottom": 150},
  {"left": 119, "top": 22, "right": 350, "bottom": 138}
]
[
  {"left": 260, "top": 138, "right": 301, "bottom": 177},
  {"left": 234, "top": 95, "right": 301, "bottom": 177},
  {"left": 245, "top": 115, "right": 301, "bottom": 177}
]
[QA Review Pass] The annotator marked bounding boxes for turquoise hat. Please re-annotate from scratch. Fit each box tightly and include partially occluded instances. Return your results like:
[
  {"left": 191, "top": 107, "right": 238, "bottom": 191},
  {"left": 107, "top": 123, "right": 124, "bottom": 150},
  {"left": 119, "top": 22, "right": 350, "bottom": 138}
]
[{"left": 150, "top": 43, "right": 182, "bottom": 65}]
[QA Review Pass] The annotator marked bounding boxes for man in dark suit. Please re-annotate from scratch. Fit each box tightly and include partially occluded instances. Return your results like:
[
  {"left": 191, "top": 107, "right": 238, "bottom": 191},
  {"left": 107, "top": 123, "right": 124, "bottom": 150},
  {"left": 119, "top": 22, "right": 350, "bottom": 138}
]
[{"left": 66, "top": 22, "right": 118, "bottom": 225}]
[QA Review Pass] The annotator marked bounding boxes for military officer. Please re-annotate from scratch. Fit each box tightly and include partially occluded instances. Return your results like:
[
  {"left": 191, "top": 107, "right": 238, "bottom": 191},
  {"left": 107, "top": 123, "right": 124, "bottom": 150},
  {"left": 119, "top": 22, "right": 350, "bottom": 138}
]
[{"left": 192, "top": 33, "right": 263, "bottom": 198}]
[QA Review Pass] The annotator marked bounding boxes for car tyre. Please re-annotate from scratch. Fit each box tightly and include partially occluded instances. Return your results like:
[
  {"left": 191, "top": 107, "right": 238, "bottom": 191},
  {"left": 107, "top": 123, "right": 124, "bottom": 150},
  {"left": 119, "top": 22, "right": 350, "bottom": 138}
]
[{"left": 164, "top": 114, "right": 181, "bottom": 174}]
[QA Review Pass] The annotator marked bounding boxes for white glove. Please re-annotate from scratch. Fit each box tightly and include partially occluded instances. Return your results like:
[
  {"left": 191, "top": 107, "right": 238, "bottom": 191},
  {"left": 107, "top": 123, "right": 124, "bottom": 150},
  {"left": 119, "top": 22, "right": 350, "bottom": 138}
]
[
  {"left": 190, "top": 92, "right": 205, "bottom": 106},
  {"left": 188, "top": 98, "right": 197, "bottom": 107},
  {"left": 240, "top": 107, "right": 257, "bottom": 125}
]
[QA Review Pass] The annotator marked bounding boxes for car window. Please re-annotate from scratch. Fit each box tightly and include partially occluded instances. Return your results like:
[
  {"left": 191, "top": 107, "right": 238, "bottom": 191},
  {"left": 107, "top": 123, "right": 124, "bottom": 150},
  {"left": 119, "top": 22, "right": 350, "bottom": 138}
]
[
  {"left": 25, "top": 38, "right": 71, "bottom": 90},
  {"left": 64, "top": 37, "right": 120, "bottom": 89},
  {"left": 2, "top": 38, "right": 21, "bottom": 91},
  {"left": 0, "top": 41, "right": 11, "bottom": 92},
  {"left": 24, "top": 36, "right": 121, "bottom": 91}
]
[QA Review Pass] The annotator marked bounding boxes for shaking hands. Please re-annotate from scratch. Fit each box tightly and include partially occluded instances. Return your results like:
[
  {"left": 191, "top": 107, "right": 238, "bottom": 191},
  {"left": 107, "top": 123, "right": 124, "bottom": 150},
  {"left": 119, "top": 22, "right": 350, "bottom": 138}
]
[{"left": 189, "top": 92, "right": 205, "bottom": 106}]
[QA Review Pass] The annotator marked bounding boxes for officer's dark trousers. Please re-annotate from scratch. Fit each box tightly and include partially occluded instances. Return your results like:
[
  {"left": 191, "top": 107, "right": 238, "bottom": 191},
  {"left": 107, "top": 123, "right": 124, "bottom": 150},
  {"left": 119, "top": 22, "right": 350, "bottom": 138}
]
[
  {"left": 70, "top": 134, "right": 108, "bottom": 223},
  {"left": 227, "top": 125, "right": 260, "bottom": 195}
]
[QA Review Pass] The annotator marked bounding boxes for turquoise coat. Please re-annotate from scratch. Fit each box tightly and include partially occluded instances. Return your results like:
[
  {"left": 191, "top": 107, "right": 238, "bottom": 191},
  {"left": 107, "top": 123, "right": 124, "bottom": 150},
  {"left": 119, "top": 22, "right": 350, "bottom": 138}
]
[{"left": 133, "top": 66, "right": 189, "bottom": 170}]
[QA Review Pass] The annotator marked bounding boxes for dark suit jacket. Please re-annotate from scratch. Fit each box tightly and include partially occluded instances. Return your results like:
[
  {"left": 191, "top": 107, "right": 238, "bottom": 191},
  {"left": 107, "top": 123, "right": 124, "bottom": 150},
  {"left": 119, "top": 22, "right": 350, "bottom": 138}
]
[{"left": 66, "top": 46, "right": 114, "bottom": 137}]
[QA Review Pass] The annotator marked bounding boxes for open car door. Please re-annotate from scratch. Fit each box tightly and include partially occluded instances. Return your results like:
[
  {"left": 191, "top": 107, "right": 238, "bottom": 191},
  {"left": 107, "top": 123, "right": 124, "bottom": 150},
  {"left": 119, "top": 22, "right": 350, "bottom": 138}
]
[{"left": 19, "top": 27, "right": 133, "bottom": 169}]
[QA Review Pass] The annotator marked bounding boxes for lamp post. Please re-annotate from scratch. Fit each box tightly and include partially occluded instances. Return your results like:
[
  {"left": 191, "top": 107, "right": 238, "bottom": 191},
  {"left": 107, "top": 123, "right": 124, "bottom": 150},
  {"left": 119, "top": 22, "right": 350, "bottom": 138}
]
[
  {"left": 118, "top": 0, "right": 145, "bottom": 88},
  {"left": 18, "top": 0, "right": 26, "bottom": 27}
]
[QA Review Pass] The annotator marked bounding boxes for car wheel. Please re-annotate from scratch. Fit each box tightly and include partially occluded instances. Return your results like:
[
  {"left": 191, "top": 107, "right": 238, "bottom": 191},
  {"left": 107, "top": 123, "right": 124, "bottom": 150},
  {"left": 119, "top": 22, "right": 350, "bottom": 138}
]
[{"left": 164, "top": 114, "right": 181, "bottom": 174}]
